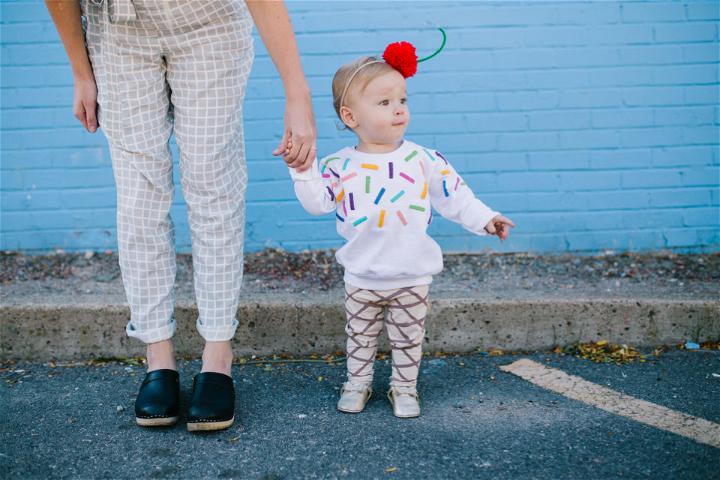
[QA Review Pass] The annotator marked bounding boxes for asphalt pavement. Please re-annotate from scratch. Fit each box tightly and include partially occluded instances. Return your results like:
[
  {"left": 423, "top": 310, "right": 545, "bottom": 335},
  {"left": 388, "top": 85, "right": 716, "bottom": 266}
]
[{"left": 2, "top": 349, "right": 719, "bottom": 479}]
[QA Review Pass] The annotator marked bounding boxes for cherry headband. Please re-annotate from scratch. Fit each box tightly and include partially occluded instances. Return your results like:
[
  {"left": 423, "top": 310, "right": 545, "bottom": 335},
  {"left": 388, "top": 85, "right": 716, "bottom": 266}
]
[{"left": 339, "top": 28, "right": 447, "bottom": 108}]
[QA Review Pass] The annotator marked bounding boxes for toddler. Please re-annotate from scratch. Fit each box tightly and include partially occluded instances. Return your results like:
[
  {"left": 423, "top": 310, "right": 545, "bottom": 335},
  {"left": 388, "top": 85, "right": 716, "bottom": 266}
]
[{"left": 287, "top": 46, "right": 515, "bottom": 418}]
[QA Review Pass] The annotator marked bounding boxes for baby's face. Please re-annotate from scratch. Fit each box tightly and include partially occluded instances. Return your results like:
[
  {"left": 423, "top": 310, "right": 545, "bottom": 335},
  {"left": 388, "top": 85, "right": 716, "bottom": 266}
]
[{"left": 346, "top": 69, "right": 410, "bottom": 145}]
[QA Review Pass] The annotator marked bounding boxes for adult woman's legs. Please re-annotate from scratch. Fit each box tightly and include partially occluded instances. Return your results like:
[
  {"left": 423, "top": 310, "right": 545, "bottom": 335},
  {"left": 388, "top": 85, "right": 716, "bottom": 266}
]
[
  {"left": 81, "top": 1, "right": 179, "bottom": 371},
  {"left": 164, "top": 4, "right": 254, "bottom": 375}
]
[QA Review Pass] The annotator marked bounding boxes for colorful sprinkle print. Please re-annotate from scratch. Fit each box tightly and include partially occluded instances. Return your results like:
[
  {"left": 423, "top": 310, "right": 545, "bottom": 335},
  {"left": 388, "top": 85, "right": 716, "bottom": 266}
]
[
  {"left": 399, "top": 172, "right": 415, "bottom": 184},
  {"left": 361, "top": 163, "right": 379, "bottom": 170},
  {"left": 326, "top": 186, "right": 335, "bottom": 201},
  {"left": 396, "top": 211, "right": 408, "bottom": 225},
  {"left": 365, "top": 176, "right": 371, "bottom": 193},
  {"left": 442, "top": 179, "right": 449, "bottom": 197},
  {"left": 378, "top": 209, "right": 386, "bottom": 228},
  {"left": 341, "top": 172, "right": 357, "bottom": 182},
  {"left": 342, "top": 158, "right": 350, "bottom": 170},
  {"left": 390, "top": 190, "right": 405, "bottom": 203},
  {"left": 404, "top": 150, "right": 418, "bottom": 162},
  {"left": 454, "top": 177, "right": 460, "bottom": 191},
  {"left": 342, "top": 199, "right": 348, "bottom": 217},
  {"left": 374, "top": 187, "right": 386, "bottom": 205},
  {"left": 349, "top": 192, "right": 355, "bottom": 210},
  {"left": 423, "top": 148, "right": 435, "bottom": 161},
  {"left": 336, "top": 213, "right": 345, "bottom": 222},
  {"left": 322, "top": 156, "right": 340, "bottom": 174},
  {"left": 421, "top": 181, "right": 428, "bottom": 199},
  {"left": 388, "top": 162, "right": 394, "bottom": 179},
  {"left": 440, "top": 169, "right": 450, "bottom": 176},
  {"left": 353, "top": 216, "right": 368, "bottom": 226},
  {"left": 435, "top": 151, "right": 448, "bottom": 164},
  {"left": 409, "top": 204, "right": 426, "bottom": 212},
  {"left": 329, "top": 168, "right": 340, "bottom": 178},
  {"left": 336, "top": 189, "right": 345, "bottom": 203}
]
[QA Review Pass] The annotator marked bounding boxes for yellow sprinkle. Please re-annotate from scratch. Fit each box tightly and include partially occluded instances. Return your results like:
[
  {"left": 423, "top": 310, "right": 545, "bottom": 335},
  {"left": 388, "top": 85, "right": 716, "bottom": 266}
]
[
  {"left": 336, "top": 189, "right": 345, "bottom": 203},
  {"left": 421, "top": 181, "right": 428, "bottom": 199},
  {"left": 378, "top": 209, "right": 385, "bottom": 227},
  {"left": 440, "top": 169, "right": 450, "bottom": 175},
  {"left": 361, "top": 163, "right": 379, "bottom": 170}
]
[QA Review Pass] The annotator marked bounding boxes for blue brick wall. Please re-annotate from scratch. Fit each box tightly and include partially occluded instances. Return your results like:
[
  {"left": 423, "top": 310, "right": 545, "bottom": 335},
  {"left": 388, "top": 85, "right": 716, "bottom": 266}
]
[{"left": 1, "top": 1, "right": 718, "bottom": 254}]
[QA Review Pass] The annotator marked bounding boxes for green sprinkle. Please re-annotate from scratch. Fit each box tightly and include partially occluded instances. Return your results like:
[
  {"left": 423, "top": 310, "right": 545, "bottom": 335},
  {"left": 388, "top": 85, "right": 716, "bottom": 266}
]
[
  {"left": 423, "top": 148, "right": 435, "bottom": 161},
  {"left": 404, "top": 150, "right": 418, "bottom": 162},
  {"left": 365, "top": 176, "right": 371, "bottom": 193},
  {"left": 409, "top": 205, "right": 426, "bottom": 212},
  {"left": 352, "top": 216, "right": 368, "bottom": 226},
  {"left": 390, "top": 190, "right": 405, "bottom": 203}
]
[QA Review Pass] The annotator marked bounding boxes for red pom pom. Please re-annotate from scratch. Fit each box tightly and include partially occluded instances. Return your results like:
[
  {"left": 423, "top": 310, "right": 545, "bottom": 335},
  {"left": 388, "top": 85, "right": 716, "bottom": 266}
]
[{"left": 382, "top": 41, "right": 418, "bottom": 78}]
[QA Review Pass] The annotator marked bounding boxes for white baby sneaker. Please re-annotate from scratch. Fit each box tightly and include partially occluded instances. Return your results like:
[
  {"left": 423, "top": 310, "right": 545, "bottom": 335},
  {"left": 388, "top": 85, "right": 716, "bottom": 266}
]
[
  {"left": 337, "top": 382, "right": 373, "bottom": 413},
  {"left": 387, "top": 386, "right": 420, "bottom": 418}
]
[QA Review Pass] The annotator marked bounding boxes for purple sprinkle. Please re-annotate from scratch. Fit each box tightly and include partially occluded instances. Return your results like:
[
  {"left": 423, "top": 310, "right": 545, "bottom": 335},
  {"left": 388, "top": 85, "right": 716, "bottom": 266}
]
[
  {"left": 435, "top": 150, "right": 448, "bottom": 164},
  {"left": 389, "top": 162, "right": 394, "bottom": 179},
  {"left": 328, "top": 167, "right": 340, "bottom": 178},
  {"left": 326, "top": 186, "right": 335, "bottom": 201},
  {"left": 349, "top": 192, "right": 355, "bottom": 210}
]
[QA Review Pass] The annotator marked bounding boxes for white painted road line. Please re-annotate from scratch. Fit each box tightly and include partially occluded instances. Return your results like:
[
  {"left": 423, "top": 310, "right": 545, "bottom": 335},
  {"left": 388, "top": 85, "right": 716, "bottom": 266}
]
[{"left": 500, "top": 358, "right": 720, "bottom": 449}]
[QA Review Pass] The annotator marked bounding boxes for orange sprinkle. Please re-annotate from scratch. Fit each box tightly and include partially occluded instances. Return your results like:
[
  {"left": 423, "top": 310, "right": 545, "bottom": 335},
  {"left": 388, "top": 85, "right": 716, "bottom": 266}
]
[
  {"left": 421, "top": 181, "right": 428, "bottom": 199},
  {"left": 336, "top": 189, "right": 345, "bottom": 203},
  {"left": 378, "top": 209, "right": 386, "bottom": 227},
  {"left": 361, "top": 163, "right": 379, "bottom": 170}
]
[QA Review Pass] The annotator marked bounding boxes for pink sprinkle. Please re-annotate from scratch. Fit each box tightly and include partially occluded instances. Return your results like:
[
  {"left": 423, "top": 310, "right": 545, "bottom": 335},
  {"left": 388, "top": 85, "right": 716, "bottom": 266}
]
[
  {"left": 399, "top": 172, "right": 415, "bottom": 184},
  {"left": 341, "top": 172, "right": 357, "bottom": 182},
  {"left": 454, "top": 177, "right": 460, "bottom": 191},
  {"left": 419, "top": 162, "right": 425, "bottom": 176},
  {"left": 342, "top": 199, "right": 347, "bottom": 216},
  {"left": 322, "top": 173, "right": 331, "bottom": 179},
  {"left": 396, "top": 211, "right": 408, "bottom": 226}
]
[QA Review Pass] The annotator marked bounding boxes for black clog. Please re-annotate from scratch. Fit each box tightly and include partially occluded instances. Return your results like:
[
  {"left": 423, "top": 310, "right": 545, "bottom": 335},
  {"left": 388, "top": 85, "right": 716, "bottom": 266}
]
[
  {"left": 134, "top": 369, "right": 180, "bottom": 427},
  {"left": 187, "top": 372, "right": 235, "bottom": 432}
]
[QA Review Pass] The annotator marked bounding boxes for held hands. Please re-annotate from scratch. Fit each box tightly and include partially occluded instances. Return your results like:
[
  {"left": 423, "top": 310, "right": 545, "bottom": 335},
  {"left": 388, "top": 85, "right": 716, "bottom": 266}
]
[
  {"left": 272, "top": 93, "right": 317, "bottom": 172},
  {"left": 484, "top": 215, "right": 515, "bottom": 241}
]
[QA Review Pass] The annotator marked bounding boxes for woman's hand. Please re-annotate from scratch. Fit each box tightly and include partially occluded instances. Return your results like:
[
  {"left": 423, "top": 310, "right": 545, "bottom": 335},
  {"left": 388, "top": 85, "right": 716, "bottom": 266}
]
[
  {"left": 484, "top": 214, "right": 515, "bottom": 241},
  {"left": 74, "top": 76, "right": 99, "bottom": 133},
  {"left": 272, "top": 91, "right": 317, "bottom": 172}
]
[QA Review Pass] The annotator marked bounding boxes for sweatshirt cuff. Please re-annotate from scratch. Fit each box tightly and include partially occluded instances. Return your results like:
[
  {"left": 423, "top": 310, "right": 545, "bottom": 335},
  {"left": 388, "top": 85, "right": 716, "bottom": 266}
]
[
  {"left": 469, "top": 204, "right": 500, "bottom": 236},
  {"left": 288, "top": 159, "right": 320, "bottom": 181}
]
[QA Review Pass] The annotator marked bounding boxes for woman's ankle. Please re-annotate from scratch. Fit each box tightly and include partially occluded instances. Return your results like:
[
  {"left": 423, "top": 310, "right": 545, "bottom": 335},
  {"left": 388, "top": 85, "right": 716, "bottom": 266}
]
[
  {"left": 146, "top": 339, "right": 177, "bottom": 372},
  {"left": 201, "top": 341, "right": 233, "bottom": 376}
]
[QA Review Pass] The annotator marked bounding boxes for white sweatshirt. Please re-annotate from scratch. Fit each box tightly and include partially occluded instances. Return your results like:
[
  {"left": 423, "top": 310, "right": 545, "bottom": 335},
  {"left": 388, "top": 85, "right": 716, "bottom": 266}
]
[{"left": 288, "top": 139, "right": 499, "bottom": 290}]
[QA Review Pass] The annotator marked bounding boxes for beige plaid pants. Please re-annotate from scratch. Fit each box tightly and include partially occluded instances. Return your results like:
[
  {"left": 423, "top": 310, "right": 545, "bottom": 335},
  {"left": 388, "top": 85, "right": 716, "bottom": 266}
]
[
  {"left": 81, "top": 0, "right": 254, "bottom": 343},
  {"left": 344, "top": 283, "right": 430, "bottom": 388}
]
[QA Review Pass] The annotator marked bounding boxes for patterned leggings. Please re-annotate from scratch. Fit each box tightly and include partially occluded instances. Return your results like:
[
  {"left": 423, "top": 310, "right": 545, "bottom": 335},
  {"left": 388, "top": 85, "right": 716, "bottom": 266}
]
[{"left": 343, "top": 283, "right": 430, "bottom": 388}]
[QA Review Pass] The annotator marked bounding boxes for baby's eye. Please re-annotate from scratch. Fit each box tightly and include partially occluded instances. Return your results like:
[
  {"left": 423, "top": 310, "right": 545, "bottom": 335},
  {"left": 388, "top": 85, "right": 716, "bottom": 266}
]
[
  {"left": 401, "top": 98, "right": 408, "bottom": 104},
  {"left": 380, "top": 99, "right": 390, "bottom": 106}
]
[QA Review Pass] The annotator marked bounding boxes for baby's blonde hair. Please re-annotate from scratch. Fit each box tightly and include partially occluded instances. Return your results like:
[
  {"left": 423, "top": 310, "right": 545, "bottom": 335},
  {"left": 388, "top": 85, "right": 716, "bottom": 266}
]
[{"left": 332, "top": 56, "right": 397, "bottom": 129}]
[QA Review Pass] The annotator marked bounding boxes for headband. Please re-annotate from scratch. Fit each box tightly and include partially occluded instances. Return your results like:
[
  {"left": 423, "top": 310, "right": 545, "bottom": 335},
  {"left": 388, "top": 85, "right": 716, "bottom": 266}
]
[{"left": 339, "top": 28, "right": 447, "bottom": 108}]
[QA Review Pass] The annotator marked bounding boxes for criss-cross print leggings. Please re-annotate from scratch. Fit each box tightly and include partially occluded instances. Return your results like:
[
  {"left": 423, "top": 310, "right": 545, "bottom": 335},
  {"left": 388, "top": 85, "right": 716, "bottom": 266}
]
[
  {"left": 343, "top": 283, "right": 430, "bottom": 388},
  {"left": 80, "top": 0, "right": 254, "bottom": 343}
]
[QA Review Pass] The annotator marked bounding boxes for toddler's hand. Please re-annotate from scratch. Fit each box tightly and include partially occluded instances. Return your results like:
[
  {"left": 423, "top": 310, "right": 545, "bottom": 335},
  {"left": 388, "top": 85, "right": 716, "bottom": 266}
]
[{"left": 484, "top": 215, "right": 515, "bottom": 241}]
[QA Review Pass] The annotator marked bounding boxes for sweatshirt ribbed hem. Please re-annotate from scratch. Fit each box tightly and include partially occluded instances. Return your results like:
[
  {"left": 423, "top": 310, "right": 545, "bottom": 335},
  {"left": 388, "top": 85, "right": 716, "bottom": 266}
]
[{"left": 343, "top": 272, "right": 433, "bottom": 291}]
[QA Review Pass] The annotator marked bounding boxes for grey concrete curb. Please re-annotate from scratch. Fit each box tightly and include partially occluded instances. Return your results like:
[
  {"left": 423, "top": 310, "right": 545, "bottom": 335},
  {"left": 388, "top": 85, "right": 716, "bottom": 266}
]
[{"left": 2, "top": 297, "right": 718, "bottom": 360}]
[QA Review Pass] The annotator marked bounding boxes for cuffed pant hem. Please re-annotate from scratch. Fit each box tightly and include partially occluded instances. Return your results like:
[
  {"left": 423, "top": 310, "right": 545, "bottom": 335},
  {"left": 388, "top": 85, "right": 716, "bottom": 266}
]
[
  {"left": 196, "top": 318, "right": 239, "bottom": 342},
  {"left": 126, "top": 319, "right": 177, "bottom": 344}
]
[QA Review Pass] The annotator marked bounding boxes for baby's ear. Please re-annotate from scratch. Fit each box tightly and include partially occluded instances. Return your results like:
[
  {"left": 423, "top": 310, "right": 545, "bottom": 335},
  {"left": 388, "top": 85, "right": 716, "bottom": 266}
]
[{"left": 339, "top": 105, "right": 358, "bottom": 129}]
